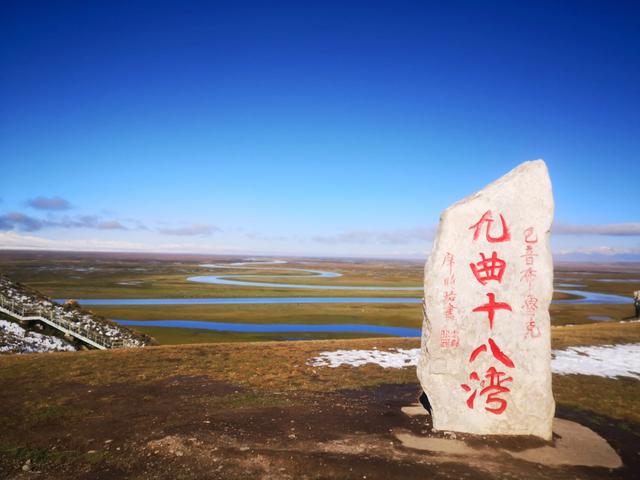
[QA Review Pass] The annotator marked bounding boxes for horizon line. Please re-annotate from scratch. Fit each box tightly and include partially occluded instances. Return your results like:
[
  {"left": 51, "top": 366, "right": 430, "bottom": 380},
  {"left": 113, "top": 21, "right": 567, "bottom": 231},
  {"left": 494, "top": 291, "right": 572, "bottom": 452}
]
[{"left": 0, "top": 247, "right": 639, "bottom": 264}]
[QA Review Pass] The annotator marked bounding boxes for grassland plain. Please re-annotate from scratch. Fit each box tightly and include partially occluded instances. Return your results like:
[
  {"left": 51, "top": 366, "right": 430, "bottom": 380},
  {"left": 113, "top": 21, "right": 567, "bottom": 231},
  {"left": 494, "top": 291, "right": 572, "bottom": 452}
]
[
  {"left": 1, "top": 251, "right": 639, "bottom": 345},
  {"left": 84, "top": 301, "right": 633, "bottom": 344},
  {"left": 0, "top": 251, "right": 423, "bottom": 299}
]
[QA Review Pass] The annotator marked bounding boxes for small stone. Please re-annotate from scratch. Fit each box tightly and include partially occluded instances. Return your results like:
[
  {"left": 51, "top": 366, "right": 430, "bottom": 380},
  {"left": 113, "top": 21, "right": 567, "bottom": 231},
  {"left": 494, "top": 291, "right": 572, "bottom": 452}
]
[
  {"left": 176, "top": 451, "right": 184, "bottom": 457},
  {"left": 22, "top": 459, "right": 31, "bottom": 472},
  {"left": 87, "top": 450, "right": 97, "bottom": 454},
  {"left": 104, "top": 439, "right": 113, "bottom": 444}
]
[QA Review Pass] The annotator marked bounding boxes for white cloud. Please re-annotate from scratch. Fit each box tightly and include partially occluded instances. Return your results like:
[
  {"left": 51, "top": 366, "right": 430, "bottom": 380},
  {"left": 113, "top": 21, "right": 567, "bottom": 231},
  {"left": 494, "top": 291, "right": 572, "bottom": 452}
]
[
  {"left": 157, "top": 224, "right": 220, "bottom": 236},
  {"left": 0, "top": 212, "right": 133, "bottom": 232},
  {"left": 555, "top": 245, "right": 640, "bottom": 256},
  {"left": 0, "top": 231, "right": 149, "bottom": 251},
  {"left": 97, "top": 220, "right": 127, "bottom": 230},
  {"left": 0, "top": 231, "right": 238, "bottom": 254},
  {"left": 27, "top": 195, "right": 72, "bottom": 211},
  {"left": 554, "top": 223, "right": 640, "bottom": 236},
  {"left": 311, "top": 222, "right": 640, "bottom": 248},
  {"left": 313, "top": 227, "right": 434, "bottom": 245}
]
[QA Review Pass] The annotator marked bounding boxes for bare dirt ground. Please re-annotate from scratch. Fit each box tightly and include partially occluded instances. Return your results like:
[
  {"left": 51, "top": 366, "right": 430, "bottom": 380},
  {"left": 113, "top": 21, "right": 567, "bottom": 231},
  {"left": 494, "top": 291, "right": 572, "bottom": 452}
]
[{"left": 1, "top": 341, "right": 638, "bottom": 480}]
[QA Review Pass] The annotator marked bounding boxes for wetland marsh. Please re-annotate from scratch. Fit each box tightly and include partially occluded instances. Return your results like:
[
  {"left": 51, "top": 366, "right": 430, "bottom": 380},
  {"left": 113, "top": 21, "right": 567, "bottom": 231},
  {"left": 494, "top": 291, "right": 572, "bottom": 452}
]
[{"left": 0, "top": 250, "right": 638, "bottom": 344}]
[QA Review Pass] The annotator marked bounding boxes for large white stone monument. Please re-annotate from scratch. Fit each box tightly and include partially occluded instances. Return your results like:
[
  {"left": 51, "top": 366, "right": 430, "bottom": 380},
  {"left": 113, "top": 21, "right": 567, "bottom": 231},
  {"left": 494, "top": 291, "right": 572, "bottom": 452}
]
[{"left": 417, "top": 160, "right": 555, "bottom": 440}]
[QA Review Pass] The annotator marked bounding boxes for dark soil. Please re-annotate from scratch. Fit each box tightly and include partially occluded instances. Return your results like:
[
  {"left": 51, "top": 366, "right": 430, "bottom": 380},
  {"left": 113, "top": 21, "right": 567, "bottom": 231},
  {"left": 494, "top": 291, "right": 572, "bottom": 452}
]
[{"left": 1, "top": 377, "right": 637, "bottom": 479}]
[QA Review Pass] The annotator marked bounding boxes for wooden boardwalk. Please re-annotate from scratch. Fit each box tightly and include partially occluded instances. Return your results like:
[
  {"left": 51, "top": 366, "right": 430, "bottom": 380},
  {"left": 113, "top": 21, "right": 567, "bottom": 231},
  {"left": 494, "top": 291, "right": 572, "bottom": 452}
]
[{"left": 0, "top": 294, "right": 133, "bottom": 350}]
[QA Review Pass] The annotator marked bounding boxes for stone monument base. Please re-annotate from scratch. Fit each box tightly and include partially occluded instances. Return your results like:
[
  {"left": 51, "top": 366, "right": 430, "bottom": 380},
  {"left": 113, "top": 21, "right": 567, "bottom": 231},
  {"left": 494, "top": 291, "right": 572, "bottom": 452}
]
[{"left": 394, "top": 402, "right": 622, "bottom": 469}]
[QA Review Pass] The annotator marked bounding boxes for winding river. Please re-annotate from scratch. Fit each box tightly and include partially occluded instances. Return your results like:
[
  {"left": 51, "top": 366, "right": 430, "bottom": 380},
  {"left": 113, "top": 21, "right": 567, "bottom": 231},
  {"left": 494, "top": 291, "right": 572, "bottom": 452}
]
[
  {"left": 64, "top": 260, "right": 634, "bottom": 337},
  {"left": 65, "top": 259, "right": 633, "bottom": 306},
  {"left": 187, "top": 261, "right": 422, "bottom": 291},
  {"left": 114, "top": 319, "right": 421, "bottom": 337}
]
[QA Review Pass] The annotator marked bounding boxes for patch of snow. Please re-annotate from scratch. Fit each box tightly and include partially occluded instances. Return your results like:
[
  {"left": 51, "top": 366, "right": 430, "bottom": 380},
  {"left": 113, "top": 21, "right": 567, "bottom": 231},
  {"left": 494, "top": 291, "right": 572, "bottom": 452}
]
[
  {"left": 0, "top": 319, "right": 75, "bottom": 354},
  {"left": 1, "top": 276, "right": 148, "bottom": 349},
  {"left": 551, "top": 344, "right": 640, "bottom": 380},
  {"left": 308, "top": 348, "right": 420, "bottom": 369},
  {"left": 308, "top": 344, "right": 640, "bottom": 380}
]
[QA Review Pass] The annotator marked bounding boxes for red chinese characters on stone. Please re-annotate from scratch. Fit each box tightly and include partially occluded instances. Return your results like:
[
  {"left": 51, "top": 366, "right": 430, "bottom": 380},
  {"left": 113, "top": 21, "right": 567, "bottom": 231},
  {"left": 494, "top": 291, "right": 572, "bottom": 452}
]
[
  {"left": 443, "top": 290, "right": 456, "bottom": 304},
  {"left": 472, "top": 293, "right": 512, "bottom": 329},
  {"left": 469, "top": 338, "right": 515, "bottom": 368},
  {"left": 522, "top": 294, "right": 541, "bottom": 338},
  {"left": 469, "top": 251, "right": 507, "bottom": 285},
  {"left": 461, "top": 371, "right": 480, "bottom": 408},
  {"left": 461, "top": 367, "right": 513, "bottom": 414},
  {"left": 520, "top": 267, "right": 537, "bottom": 287},
  {"left": 524, "top": 227, "right": 538, "bottom": 244},
  {"left": 442, "top": 252, "right": 455, "bottom": 271},
  {"left": 521, "top": 245, "right": 537, "bottom": 265},
  {"left": 468, "top": 210, "right": 511, "bottom": 243},
  {"left": 522, "top": 294, "right": 538, "bottom": 315},
  {"left": 441, "top": 252, "right": 457, "bottom": 323},
  {"left": 463, "top": 210, "right": 515, "bottom": 414},
  {"left": 520, "top": 226, "right": 541, "bottom": 339},
  {"left": 443, "top": 291, "right": 457, "bottom": 322},
  {"left": 480, "top": 368, "right": 513, "bottom": 414},
  {"left": 440, "top": 328, "right": 460, "bottom": 349}
]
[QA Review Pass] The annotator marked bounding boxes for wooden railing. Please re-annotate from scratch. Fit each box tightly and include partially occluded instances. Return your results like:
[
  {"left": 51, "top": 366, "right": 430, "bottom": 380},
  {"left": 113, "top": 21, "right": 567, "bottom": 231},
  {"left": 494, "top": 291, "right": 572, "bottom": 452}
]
[{"left": 0, "top": 294, "right": 138, "bottom": 350}]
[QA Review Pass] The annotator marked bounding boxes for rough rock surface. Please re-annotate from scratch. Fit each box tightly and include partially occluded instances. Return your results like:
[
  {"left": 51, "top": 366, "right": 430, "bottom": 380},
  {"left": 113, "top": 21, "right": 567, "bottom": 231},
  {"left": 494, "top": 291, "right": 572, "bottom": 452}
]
[{"left": 417, "top": 160, "right": 555, "bottom": 439}]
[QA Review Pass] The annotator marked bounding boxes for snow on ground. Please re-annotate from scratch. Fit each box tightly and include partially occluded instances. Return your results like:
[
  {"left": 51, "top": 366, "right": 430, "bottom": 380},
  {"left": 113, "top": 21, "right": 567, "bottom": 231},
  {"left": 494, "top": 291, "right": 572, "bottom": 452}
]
[
  {"left": 308, "top": 348, "right": 419, "bottom": 369},
  {"left": 0, "top": 319, "right": 75, "bottom": 354},
  {"left": 0, "top": 276, "right": 149, "bottom": 348},
  {"left": 551, "top": 344, "right": 640, "bottom": 380},
  {"left": 308, "top": 344, "right": 640, "bottom": 380}
]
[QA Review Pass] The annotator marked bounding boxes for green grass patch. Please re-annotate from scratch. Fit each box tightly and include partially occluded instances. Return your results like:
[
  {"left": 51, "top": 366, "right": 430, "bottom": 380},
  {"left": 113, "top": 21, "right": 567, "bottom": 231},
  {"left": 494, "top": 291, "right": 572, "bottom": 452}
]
[
  {"left": 0, "top": 445, "right": 81, "bottom": 464},
  {"left": 132, "top": 326, "right": 393, "bottom": 345}
]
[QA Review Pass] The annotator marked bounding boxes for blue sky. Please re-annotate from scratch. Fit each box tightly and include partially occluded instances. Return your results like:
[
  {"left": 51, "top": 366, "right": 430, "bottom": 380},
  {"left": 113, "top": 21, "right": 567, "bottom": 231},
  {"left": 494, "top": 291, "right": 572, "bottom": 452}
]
[{"left": 1, "top": 1, "right": 638, "bottom": 259}]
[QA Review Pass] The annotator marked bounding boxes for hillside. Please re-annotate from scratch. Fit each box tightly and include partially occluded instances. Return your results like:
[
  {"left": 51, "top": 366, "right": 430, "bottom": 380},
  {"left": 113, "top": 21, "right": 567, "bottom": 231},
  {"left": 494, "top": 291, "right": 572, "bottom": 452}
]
[
  {"left": 1, "top": 331, "right": 638, "bottom": 479},
  {"left": 0, "top": 275, "right": 154, "bottom": 353}
]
